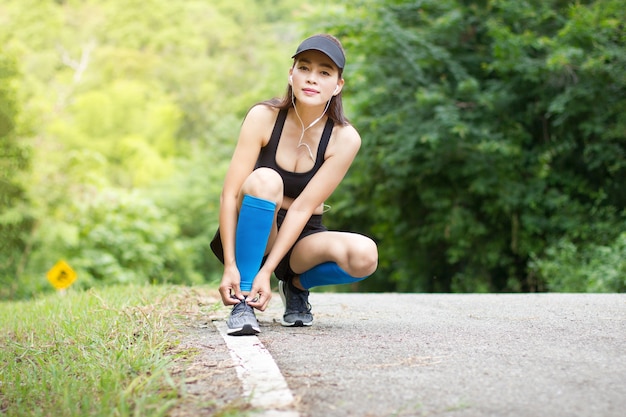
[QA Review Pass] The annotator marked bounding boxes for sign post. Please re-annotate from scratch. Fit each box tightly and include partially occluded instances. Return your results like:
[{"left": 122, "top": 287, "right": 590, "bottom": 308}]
[{"left": 46, "top": 260, "right": 77, "bottom": 291}]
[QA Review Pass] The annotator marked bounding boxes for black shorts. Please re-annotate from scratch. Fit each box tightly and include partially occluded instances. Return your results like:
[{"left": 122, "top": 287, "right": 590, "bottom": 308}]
[
  {"left": 210, "top": 208, "right": 327, "bottom": 281},
  {"left": 273, "top": 209, "right": 327, "bottom": 281}
]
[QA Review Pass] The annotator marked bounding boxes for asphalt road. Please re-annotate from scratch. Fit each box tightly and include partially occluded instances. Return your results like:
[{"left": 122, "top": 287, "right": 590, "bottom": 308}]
[{"left": 240, "top": 293, "right": 626, "bottom": 417}]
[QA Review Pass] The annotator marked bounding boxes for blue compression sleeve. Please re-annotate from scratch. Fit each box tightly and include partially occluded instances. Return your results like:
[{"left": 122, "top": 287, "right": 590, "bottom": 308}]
[
  {"left": 236, "top": 195, "right": 276, "bottom": 292},
  {"left": 298, "top": 262, "right": 368, "bottom": 290}
]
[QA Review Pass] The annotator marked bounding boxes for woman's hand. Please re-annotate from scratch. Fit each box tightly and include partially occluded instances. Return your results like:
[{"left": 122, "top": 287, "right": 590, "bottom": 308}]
[
  {"left": 218, "top": 264, "right": 244, "bottom": 306},
  {"left": 246, "top": 270, "right": 273, "bottom": 311}
]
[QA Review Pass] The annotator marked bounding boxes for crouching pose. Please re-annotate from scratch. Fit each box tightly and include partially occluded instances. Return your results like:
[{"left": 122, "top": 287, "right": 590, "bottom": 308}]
[{"left": 211, "top": 34, "right": 378, "bottom": 336}]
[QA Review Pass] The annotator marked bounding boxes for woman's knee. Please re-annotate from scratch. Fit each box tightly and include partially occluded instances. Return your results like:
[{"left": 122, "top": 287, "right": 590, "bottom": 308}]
[
  {"left": 347, "top": 236, "right": 378, "bottom": 278},
  {"left": 241, "top": 168, "right": 283, "bottom": 203}
]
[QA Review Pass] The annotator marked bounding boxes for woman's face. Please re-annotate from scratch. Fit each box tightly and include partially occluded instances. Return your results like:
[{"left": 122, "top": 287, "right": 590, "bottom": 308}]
[{"left": 290, "top": 50, "right": 344, "bottom": 106}]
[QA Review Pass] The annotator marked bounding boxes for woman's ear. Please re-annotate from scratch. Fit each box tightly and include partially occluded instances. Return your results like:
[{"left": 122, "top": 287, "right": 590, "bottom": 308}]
[{"left": 333, "top": 78, "right": 345, "bottom": 96}]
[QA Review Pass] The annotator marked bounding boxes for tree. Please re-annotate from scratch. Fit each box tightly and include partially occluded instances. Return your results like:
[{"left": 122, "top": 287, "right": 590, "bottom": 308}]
[
  {"left": 0, "top": 49, "right": 33, "bottom": 297},
  {"left": 314, "top": 0, "right": 625, "bottom": 292},
  {"left": 0, "top": 0, "right": 304, "bottom": 298}
]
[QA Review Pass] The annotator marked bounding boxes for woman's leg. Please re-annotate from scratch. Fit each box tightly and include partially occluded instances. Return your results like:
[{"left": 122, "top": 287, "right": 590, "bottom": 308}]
[
  {"left": 226, "top": 168, "right": 283, "bottom": 336},
  {"left": 235, "top": 168, "right": 283, "bottom": 292},
  {"left": 277, "top": 231, "right": 377, "bottom": 327},
  {"left": 289, "top": 231, "right": 378, "bottom": 290}
]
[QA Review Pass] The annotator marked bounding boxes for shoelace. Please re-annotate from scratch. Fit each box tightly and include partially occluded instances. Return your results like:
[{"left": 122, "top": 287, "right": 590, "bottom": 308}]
[{"left": 231, "top": 299, "right": 253, "bottom": 317}]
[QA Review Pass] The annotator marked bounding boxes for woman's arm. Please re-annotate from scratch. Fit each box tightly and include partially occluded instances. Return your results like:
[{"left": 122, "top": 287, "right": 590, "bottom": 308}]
[{"left": 218, "top": 104, "right": 275, "bottom": 304}]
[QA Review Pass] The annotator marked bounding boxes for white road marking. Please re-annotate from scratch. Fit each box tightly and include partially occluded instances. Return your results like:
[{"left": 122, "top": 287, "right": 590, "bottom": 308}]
[{"left": 215, "top": 321, "right": 300, "bottom": 417}]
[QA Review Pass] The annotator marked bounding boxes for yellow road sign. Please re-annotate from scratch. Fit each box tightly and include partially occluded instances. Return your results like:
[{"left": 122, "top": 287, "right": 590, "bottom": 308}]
[{"left": 46, "top": 260, "right": 77, "bottom": 290}]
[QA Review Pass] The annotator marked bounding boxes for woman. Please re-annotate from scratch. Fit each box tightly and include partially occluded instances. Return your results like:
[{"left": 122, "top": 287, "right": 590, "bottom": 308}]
[{"left": 212, "top": 34, "right": 378, "bottom": 336}]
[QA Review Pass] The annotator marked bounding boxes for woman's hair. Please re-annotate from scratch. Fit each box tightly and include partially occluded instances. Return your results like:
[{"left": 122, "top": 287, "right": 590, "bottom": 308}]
[{"left": 260, "top": 34, "right": 349, "bottom": 126}]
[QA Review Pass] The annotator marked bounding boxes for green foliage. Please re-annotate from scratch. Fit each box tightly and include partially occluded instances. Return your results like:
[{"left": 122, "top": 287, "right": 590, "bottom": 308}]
[
  {"left": 0, "top": 0, "right": 303, "bottom": 299},
  {"left": 47, "top": 79, "right": 181, "bottom": 187},
  {"left": 0, "top": 48, "right": 33, "bottom": 287},
  {"left": 144, "top": 148, "right": 231, "bottom": 285},
  {"left": 2, "top": 0, "right": 623, "bottom": 296},
  {"left": 313, "top": 0, "right": 625, "bottom": 292},
  {"left": 531, "top": 232, "right": 626, "bottom": 292},
  {"left": 69, "top": 189, "right": 194, "bottom": 286},
  {"left": 24, "top": 188, "right": 201, "bottom": 295}
]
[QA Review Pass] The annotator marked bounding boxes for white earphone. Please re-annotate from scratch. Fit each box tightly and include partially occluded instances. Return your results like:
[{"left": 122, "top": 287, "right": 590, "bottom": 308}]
[
  {"left": 333, "top": 85, "right": 340, "bottom": 94},
  {"left": 289, "top": 75, "right": 293, "bottom": 84}
]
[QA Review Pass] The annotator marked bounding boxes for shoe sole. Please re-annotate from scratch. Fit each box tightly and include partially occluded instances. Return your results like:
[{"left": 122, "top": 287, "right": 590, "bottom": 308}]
[
  {"left": 278, "top": 281, "right": 313, "bottom": 327},
  {"left": 280, "top": 318, "right": 313, "bottom": 327},
  {"left": 227, "top": 323, "right": 260, "bottom": 336}
]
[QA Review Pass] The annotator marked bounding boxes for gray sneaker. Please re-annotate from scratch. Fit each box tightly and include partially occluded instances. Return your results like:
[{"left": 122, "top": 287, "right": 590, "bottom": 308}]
[
  {"left": 226, "top": 298, "right": 260, "bottom": 336},
  {"left": 278, "top": 280, "right": 313, "bottom": 327}
]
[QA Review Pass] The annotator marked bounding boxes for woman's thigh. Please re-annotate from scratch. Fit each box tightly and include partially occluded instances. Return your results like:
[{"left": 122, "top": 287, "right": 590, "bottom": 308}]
[{"left": 289, "top": 231, "right": 378, "bottom": 278}]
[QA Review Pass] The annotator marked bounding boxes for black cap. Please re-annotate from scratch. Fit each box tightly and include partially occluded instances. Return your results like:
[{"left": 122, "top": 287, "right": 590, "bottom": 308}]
[{"left": 292, "top": 35, "right": 345, "bottom": 69}]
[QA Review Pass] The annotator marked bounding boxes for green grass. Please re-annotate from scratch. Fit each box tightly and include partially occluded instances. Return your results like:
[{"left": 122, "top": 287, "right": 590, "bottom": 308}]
[{"left": 0, "top": 285, "right": 216, "bottom": 417}]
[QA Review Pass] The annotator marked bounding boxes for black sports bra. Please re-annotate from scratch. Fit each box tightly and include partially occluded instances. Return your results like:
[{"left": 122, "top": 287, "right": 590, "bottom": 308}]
[{"left": 255, "top": 108, "right": 334, "bottom": 199}]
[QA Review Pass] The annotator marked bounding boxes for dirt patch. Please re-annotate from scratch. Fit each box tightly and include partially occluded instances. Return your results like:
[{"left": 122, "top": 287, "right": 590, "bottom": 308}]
[{"left": 164, "top": 287, "right": 254, "bottom": 417}]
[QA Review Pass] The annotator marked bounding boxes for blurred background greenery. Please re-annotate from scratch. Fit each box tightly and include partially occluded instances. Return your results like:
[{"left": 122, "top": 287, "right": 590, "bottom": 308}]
[{"left": 1, "top": 0, "right": 624, "bottom": 299}]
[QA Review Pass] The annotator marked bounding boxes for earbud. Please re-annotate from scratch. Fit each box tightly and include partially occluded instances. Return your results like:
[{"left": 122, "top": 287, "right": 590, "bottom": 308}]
[
  {"left": 333, "top": 85, "right": 340, "bottom": 94},
  {"left": 289, "top": 75, "right": 293, "bottom": 84}
]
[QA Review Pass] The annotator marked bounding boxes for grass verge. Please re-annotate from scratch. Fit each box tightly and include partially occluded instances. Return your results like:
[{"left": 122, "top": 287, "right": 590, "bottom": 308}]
[{"left": 0, "top": 285, "right": 225, "bottom": 417}]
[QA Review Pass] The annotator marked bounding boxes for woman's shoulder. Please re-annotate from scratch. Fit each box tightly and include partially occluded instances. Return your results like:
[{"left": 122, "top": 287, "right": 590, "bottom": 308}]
[
  {"left": 325, "top": 121, "right": 361, "bottom": 160},
  {"left": 244, "top": 103, "right": 280, "bottom": 124},
  {"left": 239, "top": 103, "right": 281, "bottom": 147},
  {"left": 332, "top": 121, "right": 361, "bottom": 147}
]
